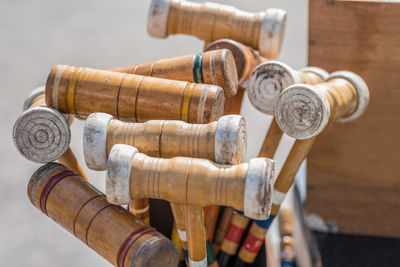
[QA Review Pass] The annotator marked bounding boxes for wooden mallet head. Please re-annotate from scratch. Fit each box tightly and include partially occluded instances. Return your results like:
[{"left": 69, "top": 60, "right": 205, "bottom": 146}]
[
  {"left": 275, "top": 71, "right": 370, "bottom": 139},
  {"left": 83, "top": 113, "right": 247, "bottom": 170},
  {"left": 105, "top": 144, "right": 274, "bottom": 220},
  {"left": 147, "top": 0, "right": 287, "bottom": 59},
  {"left": 247, "top": 60, "right": 329, "bottom": 115},
  {"left": 13, "top": 86, "right": 71, "bottom": 163}
]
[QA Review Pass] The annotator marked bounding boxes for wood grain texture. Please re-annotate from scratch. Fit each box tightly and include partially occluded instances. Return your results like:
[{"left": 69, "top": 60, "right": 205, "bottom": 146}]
[
  {"left": 106, "top": 144, "right": 274, "bottom": 220},
  {"left": 308, "top": 0, "right": 400, "bottom": 237},
  {"left": 28, "top": 163, "right": 179, "bottom": 267},
  {"left": 148, "top": 0, "right": 286, "bottom": 58},
  {"left": 205, "top": 39, "right": 268, "bottom": 115},
  {"left": 111, "top": 49, "right": 238, "bottom": 97},
  {"left": 45, "top": 65, "right": 224, "bottom": 124}
]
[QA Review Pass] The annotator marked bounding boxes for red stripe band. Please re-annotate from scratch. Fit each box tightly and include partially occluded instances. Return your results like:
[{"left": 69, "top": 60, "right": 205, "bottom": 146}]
[
  {"left": 242, "top": 232, "right": 264, "bottom": 254},
  {"left": 117, "top": 227, "right": 156, "bottom": 267},
  {"left": 224, "top": 223, "right": 245, "bottom": 244},
  {"left": 40, "top": 170, "right": 75, "bottom": 215}
]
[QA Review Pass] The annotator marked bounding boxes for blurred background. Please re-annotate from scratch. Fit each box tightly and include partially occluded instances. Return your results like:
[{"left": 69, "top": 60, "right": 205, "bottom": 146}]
[{"left": 0, "top": 0, "right": 307, "bottom": 266}]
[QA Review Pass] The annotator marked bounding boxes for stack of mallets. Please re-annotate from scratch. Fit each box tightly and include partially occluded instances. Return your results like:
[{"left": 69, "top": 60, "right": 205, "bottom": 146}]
[{"left": 12, "top": 0, "right": 369, "bottom": 267}]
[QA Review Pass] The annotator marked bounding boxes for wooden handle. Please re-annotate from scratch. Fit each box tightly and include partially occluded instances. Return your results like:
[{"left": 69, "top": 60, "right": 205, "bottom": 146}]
[
  {"left": 58, "top": 148, "right": 89, "bottom": 181},
  {"left": 279, "top": 207, "right": 295, "bottom": 267},
  {"left": 235, "top": 138, "right": 315, "bottom": 265},
  {"left": 147, "top": 0, "right": 286, "bottom": 59},
  {"left": 106, "top": 144, "right": 274, "bottom": 220},
  {"left": 171, "top": 222, "right": 187, "bottom": 266},
  {"left": 128, "top": 200, "right": 150, "bottom": 224},
  {"left": 213, "top": 207, "right": 234, "bottom": 255},
  {"left": 275, "top": 71, "right": 369, "bottom": 139},
  {"left": 170, "top": 203, "right": 189, "bottom": 262},
  {"left": 28, "top": 163, "right": 179, "bottom": 267},
  {"left": 112, "top": 49, "right": 238, "bottom": 97},
  {"left": 218, "top": 212, "right": 250, "bottom": 266},
  {"left": 204, "top": 205, "right": 220, "bottom": 242},
  {"left": 185, "top": 205, "right": 207, "bottom": 266},
  {"left": 237, "top": 221, "right": 269, "bottom": 264},
  {"left": 83, "top": 113, "right": 246, "bottom": 170},
  {"left": 205, "top": 39, "right": 267, "bottom": 84},
  {"left": 45, "top": 65, "right": 224, "bottom": 123},
  {"left": 248, "top": 60, "right": 329, "bottom": 115}
]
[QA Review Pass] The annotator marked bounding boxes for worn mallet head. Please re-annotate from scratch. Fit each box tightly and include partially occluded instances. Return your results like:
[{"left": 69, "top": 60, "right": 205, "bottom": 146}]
[
  {"left": 328, "top": 71, "right": 370, "bottom": 123},
  {"left": 147, "top": 0, "right": 287, "bottom": 59},
  {"left": 259, "top": 8, "right": 287, "bottom": 59},
  {"left": 243, "top": 157, "right": 274, "bottom": 220},
  {"left": 275, "top": 71, "right": 369, "bottom": 139},
  {"left": 106, "top": 144, "right": 138, "bottom": 205},
  {"left": 215, "top": 115, "right": 247, "bottom": 165},
  {"left": 13, "top": 88, "right": 71, "bottom": 163},
  {"left": 205, "top": 39, "right": 249, "bottom": 83},
  {"left": 274, "top": 84, "right": 330, "bottom": 140},
  {"left": 83, "top": 113, "right": 247, "bottom": 170},
  {"left": 248, "top": 60, "right": 301, "bottom": 115},
  {"left": 106, "top": 144, "right": 274, "bottom": 220},
  {"left": 83, "top": 112, "right": 114, "bottom": 171}
]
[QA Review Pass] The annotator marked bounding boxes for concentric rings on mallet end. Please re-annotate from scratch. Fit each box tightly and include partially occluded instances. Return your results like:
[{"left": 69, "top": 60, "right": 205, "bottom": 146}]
[
  {"left": 274, "top": 84, "right": 330, "bottom": 140},
  {"left": 13, "top": 106, "right": 71, "bottom": 163},
  {"left": 248, "top": 60, "right": 300, "bottom": 115}
]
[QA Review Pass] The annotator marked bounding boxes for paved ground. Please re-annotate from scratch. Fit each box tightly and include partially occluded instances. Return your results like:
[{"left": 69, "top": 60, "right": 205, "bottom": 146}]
[{"left": 0, "top": 0, "right": 307, "bottom": 266}]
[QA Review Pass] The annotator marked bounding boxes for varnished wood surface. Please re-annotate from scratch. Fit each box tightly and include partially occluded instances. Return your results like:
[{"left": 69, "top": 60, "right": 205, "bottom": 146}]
[
  {"left": 111, "top": 49, "right": 238, "bottom": 97},
  {"left": 28, "top": 163, "right": 179, "bottom": 267},
  {"left": 45, "top": 65, "right": 224, "bottom": 123},
  {"left": 308, "top": 0, "right": 400, "bottom": 237}
]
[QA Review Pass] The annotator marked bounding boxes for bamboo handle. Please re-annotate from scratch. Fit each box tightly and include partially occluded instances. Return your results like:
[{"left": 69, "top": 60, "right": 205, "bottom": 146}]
[
  {"left": 45, "top": 65, "right": 224, "bottom": 123},
  {"left": 83, "top": 113, "right": 246, "bottom": 170},
  {"left": 275, "top": 71, "right": 370, "bottom": 139},
  {"left": 248, "top": 60, "right": 329, "bottom": 115},
  {"left": 28, "top": 162, "right": 179, "bottom": 267},
  {"left": 106, "top": 144, "right": 274, "bottom": 220},
  {"left": 147, "top": 0, "right": 286, "bottom": 59},
  {"left": 112, "top": 49, "right": 238, "bottom": 97}
]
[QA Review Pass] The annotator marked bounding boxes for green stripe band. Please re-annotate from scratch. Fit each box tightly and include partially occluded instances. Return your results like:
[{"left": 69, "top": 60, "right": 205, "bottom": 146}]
[
  {"left": 193, "top": 52, "right": 204, "bottom": 83},
  {"left": 206, "top": 239, "right": 216, "bottom": 264}
]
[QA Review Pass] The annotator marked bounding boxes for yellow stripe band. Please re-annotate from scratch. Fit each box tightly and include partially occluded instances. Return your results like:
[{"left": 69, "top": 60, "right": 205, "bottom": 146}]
[
  {"left": 66, "top": 67, "right": 81, "bottom": 113},
  {"left": 181, "top": 84, "right": 193, "bottom": 121}
]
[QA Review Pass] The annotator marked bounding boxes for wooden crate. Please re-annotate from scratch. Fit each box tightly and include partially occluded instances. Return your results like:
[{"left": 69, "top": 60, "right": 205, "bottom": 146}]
[{"left": 307, "top": 0, "right": 400, "bottom": 238}]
